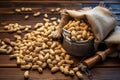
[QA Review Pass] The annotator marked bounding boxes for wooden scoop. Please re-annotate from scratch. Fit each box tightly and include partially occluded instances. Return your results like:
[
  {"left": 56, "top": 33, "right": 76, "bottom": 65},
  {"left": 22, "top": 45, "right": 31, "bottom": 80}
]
[{"left": 82, "top": 44, "right": 117, "bottom": 69}]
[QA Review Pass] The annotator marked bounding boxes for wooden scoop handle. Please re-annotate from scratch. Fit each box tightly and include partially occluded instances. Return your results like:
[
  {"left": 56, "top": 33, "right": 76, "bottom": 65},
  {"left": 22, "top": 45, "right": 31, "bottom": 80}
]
[{"left": 83, "top": 45, "right": 117, "bottom": 69}]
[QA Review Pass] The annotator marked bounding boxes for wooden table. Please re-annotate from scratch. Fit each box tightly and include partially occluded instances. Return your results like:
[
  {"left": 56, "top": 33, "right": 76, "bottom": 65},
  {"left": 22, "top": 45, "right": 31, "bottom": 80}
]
[{"left": 0, "top": 1, "right": 120, "bottom": 80}]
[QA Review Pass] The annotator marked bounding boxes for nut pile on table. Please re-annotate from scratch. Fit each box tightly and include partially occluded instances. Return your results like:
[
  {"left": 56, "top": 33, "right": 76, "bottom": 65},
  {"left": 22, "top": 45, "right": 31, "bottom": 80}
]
[
  {"left": 15, "top": 7, "right": 32, "bottom": 13},
  {"left": 3, "top": 23, "right": 31, "bottom": 33},
  {"left": 63, "top": 20, "right": 94, "bottom": 41},
  {"left": 8, "top": 13, "right": 83, "bottom": 79},
  {"left": 0, "top": 39, "right": 13, "bottom": 54}
]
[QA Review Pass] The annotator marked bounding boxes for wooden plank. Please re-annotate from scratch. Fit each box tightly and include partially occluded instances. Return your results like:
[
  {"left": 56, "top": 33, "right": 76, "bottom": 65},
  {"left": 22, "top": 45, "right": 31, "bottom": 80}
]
[
  {"left": 0, "top": 55, "right": 120, "bottom": 68},
  {"left": 0, "top": 68, "right": 78, "bottom": 80},
  {"left": 0, "top": 6, "right": 120, "bottom": 15},
  {"left": 91, "top": 68, "right": 120, "bottom": 80},
  {"left": 0, "top": 67, "right": 120, "bottom": 80},
  {"left": 0, "top": 1, "right": 120, "bottom": 4},
  {"left": 0, "top": 55, "right": 16, "bottom": 67},
  {"left": 0, "top": 14, "right": 60, "bottom": 21},
  {"left": 0, "top": 1, "right": 83, "bottom": 10}
]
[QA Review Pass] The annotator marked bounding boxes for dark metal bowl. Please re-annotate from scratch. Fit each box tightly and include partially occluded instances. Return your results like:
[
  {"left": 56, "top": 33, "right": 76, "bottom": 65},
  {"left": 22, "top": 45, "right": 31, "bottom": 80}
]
[{"left": 62, "top": 28, "right": 95, "bottom": 57}]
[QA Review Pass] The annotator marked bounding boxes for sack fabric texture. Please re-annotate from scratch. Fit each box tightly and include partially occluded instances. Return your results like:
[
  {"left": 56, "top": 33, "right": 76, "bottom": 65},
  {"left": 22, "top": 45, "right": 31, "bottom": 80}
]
[{"left": 57, "top": 6, "right": 117, "bottom": 49}]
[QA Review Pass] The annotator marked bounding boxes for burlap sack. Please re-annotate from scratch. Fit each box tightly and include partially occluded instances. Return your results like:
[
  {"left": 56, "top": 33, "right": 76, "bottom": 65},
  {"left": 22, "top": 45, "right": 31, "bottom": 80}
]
[
  {"left": 52, "top": 6, "right": 116, "bottom": 49},
  {"left": 105, "top": 26, "right": 120, "bottom": 44},
  {"left": 105, "top": 26, "right": 120, "bottom": 58}
]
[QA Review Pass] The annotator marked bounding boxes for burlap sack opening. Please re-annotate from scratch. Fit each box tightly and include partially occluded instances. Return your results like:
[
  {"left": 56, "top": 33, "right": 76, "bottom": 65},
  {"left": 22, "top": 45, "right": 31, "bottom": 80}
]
[{"left": 56, "top": 6, "right": 116, "bottom": 49}]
